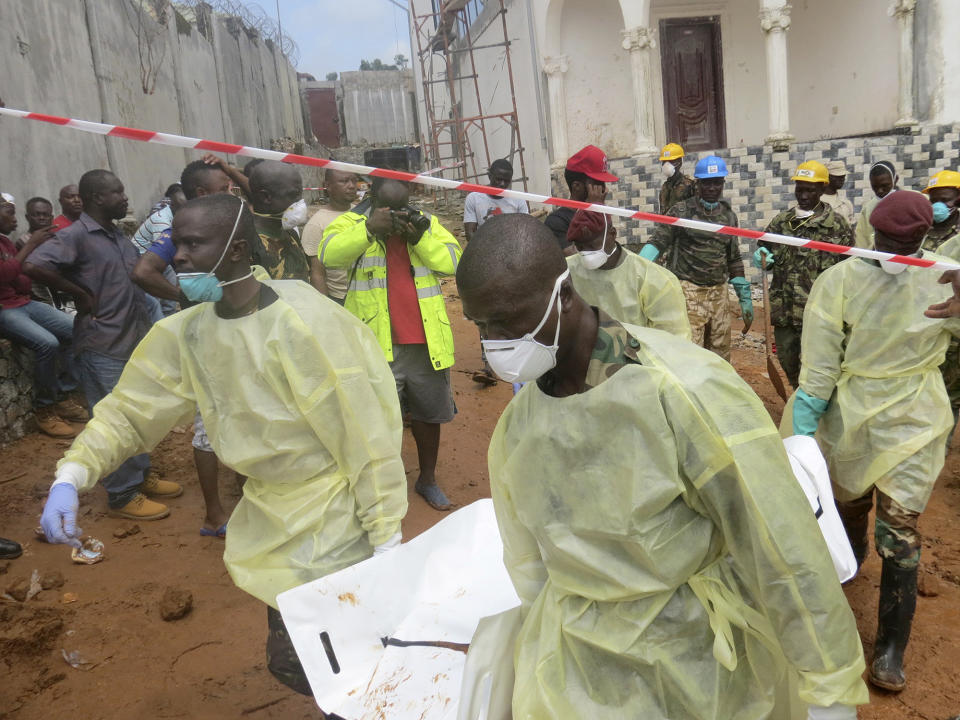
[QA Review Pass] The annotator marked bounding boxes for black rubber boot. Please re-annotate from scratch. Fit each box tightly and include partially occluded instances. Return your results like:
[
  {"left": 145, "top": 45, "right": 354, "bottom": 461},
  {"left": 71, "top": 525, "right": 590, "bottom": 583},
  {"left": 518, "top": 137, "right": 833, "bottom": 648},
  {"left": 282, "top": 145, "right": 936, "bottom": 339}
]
[
  {"left": 868, "top": 559, "right": 918, "bottom": 692},
  {"left": 837, "top": 502, "right": 870, "bottom": 573}
]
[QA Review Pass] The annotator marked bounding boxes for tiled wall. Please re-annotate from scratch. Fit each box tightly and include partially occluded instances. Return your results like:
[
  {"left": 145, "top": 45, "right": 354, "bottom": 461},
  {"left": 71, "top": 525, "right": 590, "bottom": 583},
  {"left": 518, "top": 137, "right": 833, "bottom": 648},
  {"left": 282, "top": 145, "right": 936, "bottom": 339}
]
[{"left": 552, "top": 123, "right": 960, "bottom": 282}]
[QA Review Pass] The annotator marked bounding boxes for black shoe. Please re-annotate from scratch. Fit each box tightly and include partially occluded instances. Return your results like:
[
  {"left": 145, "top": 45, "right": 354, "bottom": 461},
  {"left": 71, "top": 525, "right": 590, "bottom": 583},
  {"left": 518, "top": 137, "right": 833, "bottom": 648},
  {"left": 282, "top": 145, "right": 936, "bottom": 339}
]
[
  {"left": 869, "top": 559, "right": 918, "bottom": 692},
  {"left": 0, "top": 537, "right": 22, "bottom": 560}
]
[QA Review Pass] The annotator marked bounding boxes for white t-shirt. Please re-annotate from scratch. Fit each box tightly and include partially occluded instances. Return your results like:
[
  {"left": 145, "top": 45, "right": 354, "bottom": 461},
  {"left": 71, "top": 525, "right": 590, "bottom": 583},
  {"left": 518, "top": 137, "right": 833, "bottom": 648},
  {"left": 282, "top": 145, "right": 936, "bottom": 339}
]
[
  {"left": 302, "top": 206, "right": 350, "bottom": 300},
  {"left": 463, "top": 192, "right": 529, "bottom": 227}
]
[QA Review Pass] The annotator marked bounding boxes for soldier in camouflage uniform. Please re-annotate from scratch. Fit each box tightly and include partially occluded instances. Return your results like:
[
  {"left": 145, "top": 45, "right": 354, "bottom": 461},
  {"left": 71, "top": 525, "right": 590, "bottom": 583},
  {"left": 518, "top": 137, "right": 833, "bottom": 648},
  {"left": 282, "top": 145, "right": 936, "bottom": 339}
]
[
  {"left": 754, "top": 161, "right": 852, "bottom": 388},
  {"left": 658, "top": 143, "right": 697, "bottom": 213},
  {"left": 924, "top": 172, "right": 960, "bottom": 435},
  {"left": 644, "top": 156, "right": 752, "bottom": 362},
  {"left": 248, "top": 161, "right": 313, "bottom": 284}
]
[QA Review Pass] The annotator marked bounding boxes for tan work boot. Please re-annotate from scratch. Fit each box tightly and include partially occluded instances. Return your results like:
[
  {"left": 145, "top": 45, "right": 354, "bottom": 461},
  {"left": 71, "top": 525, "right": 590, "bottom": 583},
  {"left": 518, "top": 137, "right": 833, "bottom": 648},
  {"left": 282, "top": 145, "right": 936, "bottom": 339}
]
[
  {"left": 54, "top": 397, "right": 90, "bottom": 423},
  {"left": 108, "top": 493, "right": 170, "bottom": 520},
  {"left": 35, "top": 406, "right": 77, "bottom": 438},
  {"left": 141, "top": 473, "right": 183, "bottom": 499}
]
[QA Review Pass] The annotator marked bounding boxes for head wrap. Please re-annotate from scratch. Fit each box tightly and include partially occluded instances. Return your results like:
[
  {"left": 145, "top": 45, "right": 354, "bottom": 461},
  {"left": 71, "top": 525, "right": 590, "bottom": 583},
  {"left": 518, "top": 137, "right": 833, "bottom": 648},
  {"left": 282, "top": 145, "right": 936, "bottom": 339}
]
[
  {"left": 869, "top": 190, "right": 933, "bottom": 239},
  {"left": 869, "top": 160, "right": 897, "bottom": 181}
]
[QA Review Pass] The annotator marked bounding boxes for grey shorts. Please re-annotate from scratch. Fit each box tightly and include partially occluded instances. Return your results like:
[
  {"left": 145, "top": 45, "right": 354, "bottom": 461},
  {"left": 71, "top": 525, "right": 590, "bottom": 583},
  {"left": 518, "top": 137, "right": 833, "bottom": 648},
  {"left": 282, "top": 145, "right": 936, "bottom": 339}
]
[
  {"left": 192, "top": 409, "right": 213, "bottom": 452},
  {"left": 390, "top": 344, "right": 456, "bottom": 424}
]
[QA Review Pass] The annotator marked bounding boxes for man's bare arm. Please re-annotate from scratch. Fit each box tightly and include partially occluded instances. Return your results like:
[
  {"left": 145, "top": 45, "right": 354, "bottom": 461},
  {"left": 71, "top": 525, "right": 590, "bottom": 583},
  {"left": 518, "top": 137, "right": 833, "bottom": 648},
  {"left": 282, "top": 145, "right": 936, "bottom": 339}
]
[{"left": 132, "top": 251, "right": 180, "bottom": 302}]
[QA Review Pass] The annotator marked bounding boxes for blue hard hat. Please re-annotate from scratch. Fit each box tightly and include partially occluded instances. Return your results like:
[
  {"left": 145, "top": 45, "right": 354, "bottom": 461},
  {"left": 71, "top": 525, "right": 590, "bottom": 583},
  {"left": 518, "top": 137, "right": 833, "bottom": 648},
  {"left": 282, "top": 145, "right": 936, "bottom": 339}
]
[{"left": 694, "top": 155, "right": 728, "bottom": 179}]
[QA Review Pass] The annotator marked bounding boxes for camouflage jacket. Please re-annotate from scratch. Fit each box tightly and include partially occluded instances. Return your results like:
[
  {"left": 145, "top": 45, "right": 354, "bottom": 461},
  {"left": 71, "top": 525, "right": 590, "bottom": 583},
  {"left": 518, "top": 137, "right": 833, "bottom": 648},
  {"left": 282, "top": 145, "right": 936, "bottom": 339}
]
[
  {"left": 252, "top": 214, "right": 310, "bottom": 282},
  {"left": 537, "top": 309, "right": 640, "bottom": 395},
  {"left": 659, "top": 172, "right": 697, "bottom": 214},
  {"left": 760, "top": 205, "right": 852, "bottom": 328},
  {"left": 649, "top": 197, "right": 744, "bottom": 286},
  {"left": 922, "top": 214, "right": 960, "bottom": 253}
]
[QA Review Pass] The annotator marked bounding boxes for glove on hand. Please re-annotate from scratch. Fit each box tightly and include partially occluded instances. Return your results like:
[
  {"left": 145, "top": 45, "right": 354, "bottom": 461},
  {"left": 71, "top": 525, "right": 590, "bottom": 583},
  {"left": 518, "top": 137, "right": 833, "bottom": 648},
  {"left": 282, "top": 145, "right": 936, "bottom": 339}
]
[
  {"left": 639, "top": 244, "right": 660, "bottom": 262},
  {"left": 793, "top": 388, "right": 830, "bottom": 437},
  {"left": 40, "top": 483, "right": 82, "bottom": 548},
  {"left": 730, "top": 277, "right": 754, "bottom": 325},
  {"left": 753, "top": 246, "right": 774, "bottom": 269}
]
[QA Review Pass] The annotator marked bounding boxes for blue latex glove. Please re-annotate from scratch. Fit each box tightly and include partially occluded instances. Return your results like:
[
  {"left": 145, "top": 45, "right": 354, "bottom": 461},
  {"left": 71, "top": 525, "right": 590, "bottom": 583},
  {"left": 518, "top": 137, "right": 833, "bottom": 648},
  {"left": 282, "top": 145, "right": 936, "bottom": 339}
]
[
  {"left": 41, "top": 484, "right": 82, "bottom": 547},
  {"left": 793, "top": 388, "right": 830, "bottom": 437},
  {"left": 639, "top": 243, "right": 660, "bottom": 261},
  {"left": 753, "top": 246, "right": 774, "bottom": 269},
  {"left": 730, "top": 277, "right": 754, "bottom": 325}
]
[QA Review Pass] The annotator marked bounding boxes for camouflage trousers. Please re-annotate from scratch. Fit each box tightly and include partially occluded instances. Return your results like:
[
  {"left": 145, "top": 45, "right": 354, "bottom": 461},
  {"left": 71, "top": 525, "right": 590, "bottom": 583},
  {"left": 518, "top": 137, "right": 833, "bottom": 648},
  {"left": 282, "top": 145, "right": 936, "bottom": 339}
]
[
  {"left": 680, "top": 281, "right": 731, "bottom": 361},
  {"left": 837, "top": 490, "right": 921, "bottom": 569}
]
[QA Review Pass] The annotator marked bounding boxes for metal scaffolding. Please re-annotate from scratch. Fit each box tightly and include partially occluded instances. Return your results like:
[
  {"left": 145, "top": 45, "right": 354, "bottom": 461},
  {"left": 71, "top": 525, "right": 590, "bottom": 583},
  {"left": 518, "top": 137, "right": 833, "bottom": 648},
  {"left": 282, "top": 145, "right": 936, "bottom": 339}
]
[{"left": 412, "top": 0, "right": 528, "bottom": 190}]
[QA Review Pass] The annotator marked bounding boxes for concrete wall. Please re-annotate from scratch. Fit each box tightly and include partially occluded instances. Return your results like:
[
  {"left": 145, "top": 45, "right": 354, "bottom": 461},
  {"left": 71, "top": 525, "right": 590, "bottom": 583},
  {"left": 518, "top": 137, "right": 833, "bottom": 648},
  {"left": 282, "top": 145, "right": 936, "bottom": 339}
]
[
  {"left": 917, "top": 0, "right": 960, "bottom": 127},
  {"left": 340, "top": 70, "right": 418, "bottom": 146},
  {"left": 0, "top": 0, "right": 305, "bottom": 219}
]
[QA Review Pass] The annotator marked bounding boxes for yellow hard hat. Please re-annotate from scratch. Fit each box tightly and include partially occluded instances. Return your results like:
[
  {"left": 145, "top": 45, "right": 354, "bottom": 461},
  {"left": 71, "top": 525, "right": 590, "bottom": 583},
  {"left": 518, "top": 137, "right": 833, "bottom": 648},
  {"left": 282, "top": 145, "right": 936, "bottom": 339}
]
[
  {"left": 791, "top": 160, "right": 829, "bottom": 184},
  {"left": 923, "top": 170, "right": 960, "bottom": 193},
  {"left": 659, "top": 143, "right": 684, "bottom": 162}
]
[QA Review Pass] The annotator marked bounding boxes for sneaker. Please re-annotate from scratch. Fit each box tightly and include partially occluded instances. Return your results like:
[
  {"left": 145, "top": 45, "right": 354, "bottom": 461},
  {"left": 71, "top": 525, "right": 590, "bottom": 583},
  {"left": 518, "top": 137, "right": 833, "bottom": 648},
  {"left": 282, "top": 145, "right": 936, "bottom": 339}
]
[
  {"left": 141, "top": 473, "right": 183, "bottom": 499},
  {"left": 55, "top": 397, "right": 90, "bottom": 423},
  {"left": 108, "top": 493, "right": 170, "bottom": 521},
  {"left": 35, "top": 406, "right": 77, "bottom": 438}
]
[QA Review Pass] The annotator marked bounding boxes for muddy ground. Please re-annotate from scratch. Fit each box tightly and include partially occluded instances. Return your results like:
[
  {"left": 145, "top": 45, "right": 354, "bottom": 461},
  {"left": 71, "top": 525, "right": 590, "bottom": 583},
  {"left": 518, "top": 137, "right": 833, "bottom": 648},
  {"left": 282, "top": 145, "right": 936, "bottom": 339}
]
[{"left": 2, "top": 249, "right": 959, "bottom": 718}]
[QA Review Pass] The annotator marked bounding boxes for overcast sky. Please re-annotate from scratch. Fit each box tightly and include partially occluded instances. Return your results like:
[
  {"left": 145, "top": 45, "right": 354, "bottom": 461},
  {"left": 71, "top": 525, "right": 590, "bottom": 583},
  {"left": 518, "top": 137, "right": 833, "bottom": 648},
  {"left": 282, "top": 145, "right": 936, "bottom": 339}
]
[{"left": 248, "top": 0, "right": 414, "bottom": 78}]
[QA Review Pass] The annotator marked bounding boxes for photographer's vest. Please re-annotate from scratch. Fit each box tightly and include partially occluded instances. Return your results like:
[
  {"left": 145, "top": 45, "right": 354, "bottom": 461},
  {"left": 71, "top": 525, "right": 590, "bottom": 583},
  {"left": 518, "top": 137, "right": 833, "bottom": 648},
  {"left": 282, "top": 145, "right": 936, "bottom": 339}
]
[{"left": 320, "top": 210, "right": 458, "bottom": 370}]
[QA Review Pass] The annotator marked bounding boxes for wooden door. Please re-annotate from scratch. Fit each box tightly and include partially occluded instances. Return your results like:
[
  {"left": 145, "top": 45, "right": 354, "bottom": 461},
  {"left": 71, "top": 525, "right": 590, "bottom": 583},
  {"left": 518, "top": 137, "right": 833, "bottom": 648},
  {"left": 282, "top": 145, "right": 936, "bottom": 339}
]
[
  {"left": 660, "top": 17, "right": 726, "bottom": 151},
  {"left": 306, "top": 87, "right": 341, "bottom": 148}
]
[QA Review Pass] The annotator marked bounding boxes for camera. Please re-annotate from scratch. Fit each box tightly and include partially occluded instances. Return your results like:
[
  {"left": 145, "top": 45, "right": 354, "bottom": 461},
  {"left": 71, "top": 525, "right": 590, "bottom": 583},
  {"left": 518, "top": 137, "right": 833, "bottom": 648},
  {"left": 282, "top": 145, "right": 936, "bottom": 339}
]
[{"left": 390, "top": 206, "right": 431, "bottom": 240}]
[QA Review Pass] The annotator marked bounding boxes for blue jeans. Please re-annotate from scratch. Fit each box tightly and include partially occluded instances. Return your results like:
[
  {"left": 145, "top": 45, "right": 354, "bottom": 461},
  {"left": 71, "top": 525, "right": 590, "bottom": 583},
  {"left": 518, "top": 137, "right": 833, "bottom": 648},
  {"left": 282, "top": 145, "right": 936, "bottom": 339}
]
[
  {"left": 78, "top": 350, "right": 150, "bottom": 508},
  {"left": 0, "top": 301, "right": 79, "bottom": 406}
]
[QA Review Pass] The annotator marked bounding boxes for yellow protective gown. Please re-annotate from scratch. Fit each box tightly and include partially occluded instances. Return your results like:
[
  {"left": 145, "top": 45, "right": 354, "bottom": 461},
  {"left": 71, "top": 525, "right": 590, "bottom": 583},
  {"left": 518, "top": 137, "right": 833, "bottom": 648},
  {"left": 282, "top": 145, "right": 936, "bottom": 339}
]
[
  {"left": 567, "top": 249, "right": 692, "bottom": 340},
  {"left": 795, "top": 255, "right": 960, "bottom": 512},
  {"left": 488, "top": 320, "right": 867, "bottom": 720},
  {"left": 60, "top": 279, "right": 408, "bottom": 607}
]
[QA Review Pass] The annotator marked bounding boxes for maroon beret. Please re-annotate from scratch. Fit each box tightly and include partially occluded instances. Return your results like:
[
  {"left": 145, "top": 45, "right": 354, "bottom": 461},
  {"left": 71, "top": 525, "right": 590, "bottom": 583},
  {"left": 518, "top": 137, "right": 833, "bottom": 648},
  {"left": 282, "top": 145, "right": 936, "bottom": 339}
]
[{"left": 869, "top": 191, "right": 933, "bottom": 239}]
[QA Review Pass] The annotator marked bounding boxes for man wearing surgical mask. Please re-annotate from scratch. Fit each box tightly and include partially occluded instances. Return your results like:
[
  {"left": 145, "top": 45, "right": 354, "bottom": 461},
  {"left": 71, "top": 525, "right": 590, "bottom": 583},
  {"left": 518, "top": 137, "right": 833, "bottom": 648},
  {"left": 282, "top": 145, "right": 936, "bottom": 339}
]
[
  {"left": 790, "top": 190, "right": 960, "bottom": 694},
  {"left": 657, "top": 142, "right": 695, "bottom": 214},
  {"left": 565, "top": 192, "right": 690, "bottom": 340},
  {"left": 753, "top": 160, "right": 851, "bottom": 388},
  {"left": 920, "top": 170, "right": 960, "bottom": 252},
  {"left": 247, "top": 160, "right": 314, "bottom": 288},
  {"left": 457, "top": 213, "right": 867, "bottom": 720},
  {"left": 643, "top": 155, "right": 749, "bottom": 362}
]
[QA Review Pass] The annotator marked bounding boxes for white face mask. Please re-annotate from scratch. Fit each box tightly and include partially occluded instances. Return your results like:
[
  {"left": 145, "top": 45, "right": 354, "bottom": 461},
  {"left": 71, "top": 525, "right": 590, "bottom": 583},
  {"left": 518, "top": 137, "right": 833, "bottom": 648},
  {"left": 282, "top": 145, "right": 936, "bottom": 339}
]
[
  {"left": 661, "top": 162, "right": 676, "bottom": 179},
  {"left": 578, "top": 215, "right": 616, "bottom": 270},
  {"left": 794, "top": 207, "right": 815, "bottom": 219},
  {"left": 281, "top": 198, "right": 308, "bottom": 229},
  {"left": 481, "top": 269, "right": 568, "bottom": 383},
  {"left": 879, "top": 251, "right": 919, "bottom": 275}
]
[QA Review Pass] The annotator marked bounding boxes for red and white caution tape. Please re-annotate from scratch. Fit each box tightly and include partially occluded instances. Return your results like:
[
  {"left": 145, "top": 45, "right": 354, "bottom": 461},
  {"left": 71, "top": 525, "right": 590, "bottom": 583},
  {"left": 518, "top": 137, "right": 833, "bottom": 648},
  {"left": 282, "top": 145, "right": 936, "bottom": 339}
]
[{"left": 1, "top": 106, "right": 955, "bottom": 271}]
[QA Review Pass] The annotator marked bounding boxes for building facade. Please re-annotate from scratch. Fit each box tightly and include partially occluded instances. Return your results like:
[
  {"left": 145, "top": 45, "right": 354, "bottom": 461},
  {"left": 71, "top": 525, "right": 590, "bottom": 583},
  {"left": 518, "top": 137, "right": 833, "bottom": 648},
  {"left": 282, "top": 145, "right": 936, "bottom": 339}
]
[{"left": 409, "top": 0, "right": 960, "bottom": 257}]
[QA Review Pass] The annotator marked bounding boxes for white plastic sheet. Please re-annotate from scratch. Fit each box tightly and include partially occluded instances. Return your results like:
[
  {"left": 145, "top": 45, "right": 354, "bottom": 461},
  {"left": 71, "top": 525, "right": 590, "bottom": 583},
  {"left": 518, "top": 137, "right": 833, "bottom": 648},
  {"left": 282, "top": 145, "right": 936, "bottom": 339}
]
[
  {"left": 783, "top": 435, "right": 859, "bottom": 583},
  {"left": 276, "top": 499, "right": 520, "bottom": 719}
]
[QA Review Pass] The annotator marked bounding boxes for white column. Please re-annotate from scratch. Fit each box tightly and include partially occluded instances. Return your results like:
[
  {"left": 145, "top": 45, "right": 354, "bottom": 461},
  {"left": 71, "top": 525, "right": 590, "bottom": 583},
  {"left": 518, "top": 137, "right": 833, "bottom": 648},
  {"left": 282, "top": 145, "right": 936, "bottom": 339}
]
[
  {"left": 759, "top": 1, "right": 794, "bottom": 149},
  {"left": 890, "top": 0, "right": 918, "bottom": 128},
  {"left": 621, "top": 26, "right": 658, "bottom": 155},
  {"left": 543, "top": 55, "right": 570, "bottom": 167}
]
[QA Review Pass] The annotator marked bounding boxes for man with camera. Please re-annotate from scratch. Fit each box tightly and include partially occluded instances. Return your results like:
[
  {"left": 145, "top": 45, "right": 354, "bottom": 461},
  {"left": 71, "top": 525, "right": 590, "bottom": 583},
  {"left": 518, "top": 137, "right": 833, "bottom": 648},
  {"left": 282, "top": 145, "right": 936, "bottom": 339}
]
[{"left": 320, "top": 178, "right": 462, "bottom": 511}]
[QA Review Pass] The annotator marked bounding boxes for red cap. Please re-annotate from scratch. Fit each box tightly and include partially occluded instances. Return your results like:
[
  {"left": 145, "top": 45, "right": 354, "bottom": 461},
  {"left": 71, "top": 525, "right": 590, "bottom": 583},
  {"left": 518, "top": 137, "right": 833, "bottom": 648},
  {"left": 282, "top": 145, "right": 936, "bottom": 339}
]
[
  {"left": 565, "top": 145, "right": 618, "bottom": 183},
  {"left": 869, "top": 191, "right": 933, "bottom": 239}
]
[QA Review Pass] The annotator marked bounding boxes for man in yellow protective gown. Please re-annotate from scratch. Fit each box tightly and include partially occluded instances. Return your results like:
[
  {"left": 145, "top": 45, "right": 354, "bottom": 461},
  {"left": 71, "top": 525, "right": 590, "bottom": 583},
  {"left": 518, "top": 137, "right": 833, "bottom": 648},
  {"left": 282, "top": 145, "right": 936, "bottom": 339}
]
[
  {"left": 791, "top": 191, "right": 960, "bottom": 693},
  {"left": 38, "top": 194, "right": 407, "bottom": 698},
  {"left": 456, "top": 214, "right": 867, "bottom": 720},
  {"left": 565, "top": 195, "right": 691, "bottom": 340}
]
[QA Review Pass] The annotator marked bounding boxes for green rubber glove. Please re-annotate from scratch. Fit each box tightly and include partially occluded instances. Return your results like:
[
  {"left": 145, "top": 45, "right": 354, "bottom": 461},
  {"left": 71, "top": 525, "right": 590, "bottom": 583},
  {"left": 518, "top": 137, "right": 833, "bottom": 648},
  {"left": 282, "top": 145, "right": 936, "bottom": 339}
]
[
  {"left": 730, "top": 277, "right": 753, "bottom": 325},
  {"left": 753, "top": 247, "right": 774, "bottom": 269},
  {"left": 793, "top": 388, "right": 829, "bottom": 436},
  {"left": 639, "top": 243, "right": 660, "bottom": 262}
]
